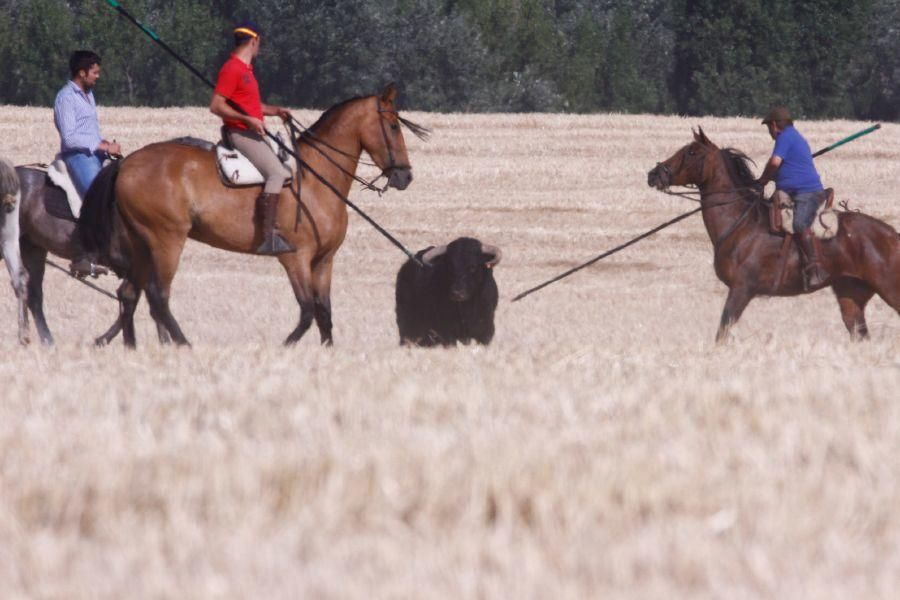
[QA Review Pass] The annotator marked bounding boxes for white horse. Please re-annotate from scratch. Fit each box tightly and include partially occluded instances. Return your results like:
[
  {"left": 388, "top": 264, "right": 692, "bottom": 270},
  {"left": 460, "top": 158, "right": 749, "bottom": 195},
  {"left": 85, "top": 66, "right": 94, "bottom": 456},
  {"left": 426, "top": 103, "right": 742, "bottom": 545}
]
[{"left": 1, "top": 157, "right": 29, "bottom": 345}]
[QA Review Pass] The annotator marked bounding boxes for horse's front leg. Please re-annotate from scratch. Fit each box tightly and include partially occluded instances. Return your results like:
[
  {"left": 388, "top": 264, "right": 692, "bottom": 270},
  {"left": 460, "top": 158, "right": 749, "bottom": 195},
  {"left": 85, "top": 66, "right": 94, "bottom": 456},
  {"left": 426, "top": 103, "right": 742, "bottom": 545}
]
[
  {"left": 19, "top": 239, "right": 53, "bottom": 345},
  {"left": 280, "top": 252, "right": 315, "bottom": 346},
  {"left": 2, "top": 239, "right": 29, "bottom": 346},
  {"left": 3, "top": 202, "right": 30, "bottom": 345},
  {"left": 716, "top": 285, "right": 754, "bottom": 344},
  {"left": 312, "top": 255, "right": 336, "bottom": 347}
]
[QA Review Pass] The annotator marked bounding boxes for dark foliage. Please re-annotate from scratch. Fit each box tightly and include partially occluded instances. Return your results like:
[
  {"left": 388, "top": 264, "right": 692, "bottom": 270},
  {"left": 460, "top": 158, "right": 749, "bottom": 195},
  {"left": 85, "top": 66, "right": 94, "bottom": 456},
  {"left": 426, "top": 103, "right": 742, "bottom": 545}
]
[{"left": 0, "top": 0, "right": 895, "bottom": 120}]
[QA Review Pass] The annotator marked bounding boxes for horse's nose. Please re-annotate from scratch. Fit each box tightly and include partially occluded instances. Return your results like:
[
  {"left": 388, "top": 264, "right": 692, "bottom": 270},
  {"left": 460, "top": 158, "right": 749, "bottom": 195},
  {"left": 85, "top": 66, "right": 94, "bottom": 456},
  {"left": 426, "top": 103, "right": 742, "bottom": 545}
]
[
  {"left": 647, "top": 165, "right": 667, "bottom": 189},
  {"left": 389, "top": 168, "right": 413, "bottom": 191}
]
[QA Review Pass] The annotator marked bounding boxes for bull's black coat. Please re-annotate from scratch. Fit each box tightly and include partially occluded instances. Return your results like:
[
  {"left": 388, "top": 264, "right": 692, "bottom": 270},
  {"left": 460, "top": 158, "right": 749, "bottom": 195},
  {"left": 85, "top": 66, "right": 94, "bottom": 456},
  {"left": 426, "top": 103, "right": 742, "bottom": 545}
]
[{"left": 395, "top": 237, "right": 500, "bottom": 347}]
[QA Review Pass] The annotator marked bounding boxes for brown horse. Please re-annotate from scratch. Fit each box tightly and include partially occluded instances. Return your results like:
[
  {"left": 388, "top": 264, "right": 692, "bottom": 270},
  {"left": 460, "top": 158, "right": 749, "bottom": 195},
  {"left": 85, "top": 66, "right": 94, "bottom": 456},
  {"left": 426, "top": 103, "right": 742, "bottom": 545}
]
[
  {"left": 80, "top": 83, "right": 424, "bottom": 347},
  {"left": 647, "top": 128, "right": 899, "bottom": 342}
]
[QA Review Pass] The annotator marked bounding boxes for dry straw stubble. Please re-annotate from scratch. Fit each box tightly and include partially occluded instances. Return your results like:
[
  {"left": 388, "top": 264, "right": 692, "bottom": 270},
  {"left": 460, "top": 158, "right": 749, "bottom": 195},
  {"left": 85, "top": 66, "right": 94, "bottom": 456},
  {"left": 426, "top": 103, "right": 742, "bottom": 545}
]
[{"left": 0, "top": 106, "right": 899, "bottom": 598}]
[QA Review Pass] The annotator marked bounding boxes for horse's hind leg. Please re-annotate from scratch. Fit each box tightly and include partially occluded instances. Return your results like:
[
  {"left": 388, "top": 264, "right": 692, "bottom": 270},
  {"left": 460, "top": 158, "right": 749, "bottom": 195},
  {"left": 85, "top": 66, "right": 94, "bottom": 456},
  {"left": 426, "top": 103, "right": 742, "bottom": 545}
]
[
  {"left": 118, "top": 279, "right": 141, "bottom": 348},
  {"left": 716, "top": 286, "right": 753, "bottom": 344},
  {"left": 19, "top": 239, "right": 53, "bottom": 345},
  {"left": 832, "top": 278, "right": 875, "bottom": 340},
  {"left": 136, "top": 232, "right": 190, "bottom": 347},
  {"left": 871, "top": 270, "right": 900, "bottom": 316},
  {"left": 132, "top": 231, "right": 190, "bottom": 346},
  {"left": 145, "top": 275, "right": 189, "bottom": 347},
  {"left": 94, "top": 280, "right": 143, "bottom": 347}
]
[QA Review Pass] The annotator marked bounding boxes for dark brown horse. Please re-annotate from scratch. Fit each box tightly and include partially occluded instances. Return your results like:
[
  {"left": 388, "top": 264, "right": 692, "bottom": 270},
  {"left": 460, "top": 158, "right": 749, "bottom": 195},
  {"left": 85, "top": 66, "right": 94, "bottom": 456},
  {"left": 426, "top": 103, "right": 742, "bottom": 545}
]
[
  {"left": 10, "top": 166, "right": 117, "bottom": 345},
  {"left": 80, "top": 83, "right": 424, "bottom": 347},
  {"left": 647, "top": 128, "right": 899, "bottom": 342}
]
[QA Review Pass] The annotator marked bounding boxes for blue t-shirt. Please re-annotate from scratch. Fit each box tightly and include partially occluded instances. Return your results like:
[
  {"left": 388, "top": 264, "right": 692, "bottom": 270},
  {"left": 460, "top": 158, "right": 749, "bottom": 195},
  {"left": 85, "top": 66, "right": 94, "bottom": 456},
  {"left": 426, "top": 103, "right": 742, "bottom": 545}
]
[{"left": 772, "top": 125, "right": 823, "bottom": 194}]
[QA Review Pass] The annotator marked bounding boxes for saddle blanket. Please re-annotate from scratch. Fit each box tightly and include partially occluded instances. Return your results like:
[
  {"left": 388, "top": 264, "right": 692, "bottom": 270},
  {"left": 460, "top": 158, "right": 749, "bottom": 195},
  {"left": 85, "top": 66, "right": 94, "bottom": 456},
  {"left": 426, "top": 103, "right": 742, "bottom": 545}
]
[
  {"left": 216, "top": 133, "right": 293, "bottom": 188},
  {"left": 770, "top": 188, "right": 839, "bottom": 240}
]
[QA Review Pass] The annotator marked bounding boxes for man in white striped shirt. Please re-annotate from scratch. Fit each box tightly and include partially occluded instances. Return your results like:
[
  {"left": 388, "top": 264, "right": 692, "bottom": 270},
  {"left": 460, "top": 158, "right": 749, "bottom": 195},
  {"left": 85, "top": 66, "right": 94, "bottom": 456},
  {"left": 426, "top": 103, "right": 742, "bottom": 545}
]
[
  {"left": 53, "top": 50, "right": 121, "bottom": 199},
  {"left": 54, "top": 50, "right": 118, "bottom": 277}
]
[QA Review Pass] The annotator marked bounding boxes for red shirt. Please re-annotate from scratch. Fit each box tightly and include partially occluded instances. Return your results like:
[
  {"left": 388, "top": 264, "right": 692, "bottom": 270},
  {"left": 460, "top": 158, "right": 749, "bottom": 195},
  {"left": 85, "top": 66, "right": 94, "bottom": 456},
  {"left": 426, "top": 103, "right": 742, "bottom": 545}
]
[{"left": 214, "top": 55, "right": 264, "bottom": 130}]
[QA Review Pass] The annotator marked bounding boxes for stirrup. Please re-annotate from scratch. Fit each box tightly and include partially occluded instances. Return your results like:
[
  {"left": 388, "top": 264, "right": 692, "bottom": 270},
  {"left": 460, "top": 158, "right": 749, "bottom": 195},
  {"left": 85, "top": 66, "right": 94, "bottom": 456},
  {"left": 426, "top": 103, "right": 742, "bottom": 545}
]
[
  {"left": 803, "top": 262, "right": 831, "bottom": 291},
  {"left": 256, "top": 232, "right": 296, "bottom": 256},
  {"left": 70, "top": 258, "right": 109, "bottom": 279},
  {"left": 803, "top": 264, "right": 829, "bottom": 290}
]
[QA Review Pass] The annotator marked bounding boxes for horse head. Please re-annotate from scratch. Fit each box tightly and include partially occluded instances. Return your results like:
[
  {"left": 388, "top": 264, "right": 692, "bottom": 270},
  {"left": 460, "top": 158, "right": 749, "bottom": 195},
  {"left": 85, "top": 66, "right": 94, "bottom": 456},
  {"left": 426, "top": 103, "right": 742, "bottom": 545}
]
[
  {"left": 359, "top": 83, "right": 429, "bottom": 191},
  {"left": 647, "top": 126, "right": 720, "bottom": 190}
]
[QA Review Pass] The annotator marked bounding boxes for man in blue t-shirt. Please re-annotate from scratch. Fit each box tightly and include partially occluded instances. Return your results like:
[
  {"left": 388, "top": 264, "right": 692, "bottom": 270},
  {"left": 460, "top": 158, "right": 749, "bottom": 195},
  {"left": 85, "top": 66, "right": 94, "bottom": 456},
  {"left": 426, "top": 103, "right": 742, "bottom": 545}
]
[{"left": 755, "top": 107, "right": 829, "bottom": 289}]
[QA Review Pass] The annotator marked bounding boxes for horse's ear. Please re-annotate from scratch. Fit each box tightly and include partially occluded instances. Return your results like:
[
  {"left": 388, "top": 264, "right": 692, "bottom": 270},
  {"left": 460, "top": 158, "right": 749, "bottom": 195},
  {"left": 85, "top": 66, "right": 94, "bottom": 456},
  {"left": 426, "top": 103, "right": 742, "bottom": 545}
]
[
  {"left": 696, "top": 125, "right": 712, "bottom": 146},
  {"left": 381, "top": 82, "right": 398, "bottom": 104}
]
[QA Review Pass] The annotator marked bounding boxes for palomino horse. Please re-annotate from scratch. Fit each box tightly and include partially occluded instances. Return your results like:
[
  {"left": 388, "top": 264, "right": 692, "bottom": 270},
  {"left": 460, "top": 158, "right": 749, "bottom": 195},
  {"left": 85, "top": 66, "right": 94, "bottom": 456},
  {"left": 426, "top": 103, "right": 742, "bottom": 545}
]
[
  {"left": 647, "top": 128, "right": 899, "bottom": 342},
  {"left": 80, "top": 83, "right": 425, "bottom": 347},
  {"left": 0, "top": 157, "right": 28, "bottom": 345}
]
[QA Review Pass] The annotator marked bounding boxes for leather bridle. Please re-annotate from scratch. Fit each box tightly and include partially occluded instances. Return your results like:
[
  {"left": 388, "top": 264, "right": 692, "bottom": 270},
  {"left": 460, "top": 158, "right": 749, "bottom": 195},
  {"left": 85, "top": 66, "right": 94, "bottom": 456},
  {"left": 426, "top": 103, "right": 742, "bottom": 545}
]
[
  {"left": 654, "top": 148, "right": 765, "bottom": 249},
  {"left": 376, "top": 97, "right": 411, "bottom": 173},
  {"left": 286, "top": 97, "right": 409, "bottom": 195}
]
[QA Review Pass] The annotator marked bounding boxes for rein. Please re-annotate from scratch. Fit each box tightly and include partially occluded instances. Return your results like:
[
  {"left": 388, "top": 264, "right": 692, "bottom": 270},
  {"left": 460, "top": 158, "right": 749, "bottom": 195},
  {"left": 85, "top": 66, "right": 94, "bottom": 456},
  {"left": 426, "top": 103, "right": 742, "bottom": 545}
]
[
  {"left": 655, "top": 149, "right": 767, "bottom": 249},
  {"left": 287, "top": 98, "right": 427, "bottom": 196},
  {"left": 660, "top": 186, "right": 763, "bottom": 248},
  {"left": 274, "top": 126, "right": 422, "bottom": 264},
  {"left": 286, "top": 98, "right": 404, "bottom": 195},
  {"left": 287, "top": 120, "right": 387, "bottom": 194}
]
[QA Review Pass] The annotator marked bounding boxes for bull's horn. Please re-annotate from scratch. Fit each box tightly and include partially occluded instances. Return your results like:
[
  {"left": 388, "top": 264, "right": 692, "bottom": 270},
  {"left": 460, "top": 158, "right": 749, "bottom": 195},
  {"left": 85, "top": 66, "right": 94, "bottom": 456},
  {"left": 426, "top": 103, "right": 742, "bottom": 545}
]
[
  {"left": 481, "top": 243, "right": 502, "bottom": 267},
  {"left": 422, "top": 245, "right": 448, "bottom": 266}
]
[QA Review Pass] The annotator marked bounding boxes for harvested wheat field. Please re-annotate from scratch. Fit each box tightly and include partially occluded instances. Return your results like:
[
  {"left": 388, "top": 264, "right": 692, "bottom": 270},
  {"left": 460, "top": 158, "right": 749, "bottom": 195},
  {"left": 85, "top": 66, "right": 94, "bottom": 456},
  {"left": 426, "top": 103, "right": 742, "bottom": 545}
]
[{"left": 0, "top": 105, "right": 898, "bottom": 599}]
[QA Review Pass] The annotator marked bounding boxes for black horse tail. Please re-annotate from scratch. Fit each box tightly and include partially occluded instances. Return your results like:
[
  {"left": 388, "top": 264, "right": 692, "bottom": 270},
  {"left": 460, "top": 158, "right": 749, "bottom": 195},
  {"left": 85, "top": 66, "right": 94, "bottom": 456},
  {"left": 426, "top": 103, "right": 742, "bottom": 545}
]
[{"left": 78, "top": 159, "right": 122, "bottom": 258}]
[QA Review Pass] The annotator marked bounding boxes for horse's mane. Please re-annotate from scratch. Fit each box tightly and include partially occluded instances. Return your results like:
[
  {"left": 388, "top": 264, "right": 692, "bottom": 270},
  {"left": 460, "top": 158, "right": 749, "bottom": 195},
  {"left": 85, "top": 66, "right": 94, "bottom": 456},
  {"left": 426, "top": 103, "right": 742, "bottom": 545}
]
[
  {"left": 307, "top": 96, "right": 366, "bottom": 134},
  {"left": 719, "top": 148, "right": 763, "bottom": 201},
  {"left": 306, "top": 96, "right": 431, "bottom": 141},
  {"left": 719, "top": 148, "right": 757, "bottom": 188},
  {"left": 170, "top": 137, "right": 215, "bottom": 151}
]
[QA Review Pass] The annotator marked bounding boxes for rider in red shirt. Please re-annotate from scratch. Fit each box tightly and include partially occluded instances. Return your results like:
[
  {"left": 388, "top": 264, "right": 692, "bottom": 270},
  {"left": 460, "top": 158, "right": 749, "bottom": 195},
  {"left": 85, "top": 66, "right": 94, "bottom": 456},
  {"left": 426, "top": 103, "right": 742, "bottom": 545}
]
[{"left": 210, "top": 20, "right": 296, "bottom": 255}]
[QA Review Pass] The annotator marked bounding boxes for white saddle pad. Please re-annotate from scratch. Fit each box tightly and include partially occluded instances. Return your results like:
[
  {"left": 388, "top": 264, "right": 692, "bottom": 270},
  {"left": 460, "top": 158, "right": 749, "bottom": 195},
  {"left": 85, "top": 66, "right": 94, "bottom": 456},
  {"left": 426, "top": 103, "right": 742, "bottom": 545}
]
[
  {"left": 46, "top": 155, "right": 83, "bottom": 218},
  {"left": 215, "top": 135, "right": 293, "bottom": 187}
]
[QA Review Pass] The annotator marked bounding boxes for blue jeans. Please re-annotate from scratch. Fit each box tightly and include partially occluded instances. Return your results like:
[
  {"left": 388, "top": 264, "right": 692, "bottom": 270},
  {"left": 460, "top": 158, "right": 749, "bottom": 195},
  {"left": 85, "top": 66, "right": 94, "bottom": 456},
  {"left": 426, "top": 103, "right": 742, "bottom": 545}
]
[
  {"left": 63, "top": 150, "right": 104, "bottom": 198},
  {"left": 791, "top": 190, "right": 826, "bottom": 231}
]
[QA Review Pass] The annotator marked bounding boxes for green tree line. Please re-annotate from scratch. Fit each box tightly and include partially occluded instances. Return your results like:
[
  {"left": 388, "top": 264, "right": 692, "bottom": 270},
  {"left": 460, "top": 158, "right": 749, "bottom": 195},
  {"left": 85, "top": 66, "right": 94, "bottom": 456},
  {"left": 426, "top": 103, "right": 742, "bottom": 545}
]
[{"left": 0, "top": 0, "right": 897, "bottom": 120}]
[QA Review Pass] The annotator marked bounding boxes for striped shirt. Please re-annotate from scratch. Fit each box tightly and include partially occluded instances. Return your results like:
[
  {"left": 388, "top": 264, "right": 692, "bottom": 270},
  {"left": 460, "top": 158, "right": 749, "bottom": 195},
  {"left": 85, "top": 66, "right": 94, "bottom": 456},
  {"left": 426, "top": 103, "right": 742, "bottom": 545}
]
[{"left": 53, "top": 80, "right": 102, "bottom": 154}]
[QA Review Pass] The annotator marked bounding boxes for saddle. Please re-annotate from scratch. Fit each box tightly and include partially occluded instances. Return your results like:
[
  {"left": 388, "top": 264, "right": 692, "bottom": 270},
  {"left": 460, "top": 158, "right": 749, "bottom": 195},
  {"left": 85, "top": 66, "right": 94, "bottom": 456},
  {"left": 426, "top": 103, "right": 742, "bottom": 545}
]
[
  {"left": 768, "top": 188, "right": 838, "bottom": 239},
  {"left": 215, "top": 128, "right": 293, "bottom": 188}
]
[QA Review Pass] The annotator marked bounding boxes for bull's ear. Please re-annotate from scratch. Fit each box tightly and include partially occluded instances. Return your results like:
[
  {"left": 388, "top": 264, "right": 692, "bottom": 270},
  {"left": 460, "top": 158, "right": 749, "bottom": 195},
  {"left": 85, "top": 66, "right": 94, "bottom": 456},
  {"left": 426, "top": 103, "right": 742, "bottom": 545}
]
[
  {"left": 481, "top": 244, "right": 502, "bottom": 268},
  {"left": 381, "top": 82, "right": 398, "bottom": 104}
]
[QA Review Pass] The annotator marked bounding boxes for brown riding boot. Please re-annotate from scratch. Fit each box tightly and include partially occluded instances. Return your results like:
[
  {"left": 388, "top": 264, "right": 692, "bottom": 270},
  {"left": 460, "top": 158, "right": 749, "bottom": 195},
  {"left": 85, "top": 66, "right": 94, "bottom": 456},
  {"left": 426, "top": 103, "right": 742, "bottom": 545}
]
[
  {"left": 797, "top": 228, "right": 829, "bottom": 290},
  {"left": 256, "top": 192, "right": 296, "bottom": 255}
]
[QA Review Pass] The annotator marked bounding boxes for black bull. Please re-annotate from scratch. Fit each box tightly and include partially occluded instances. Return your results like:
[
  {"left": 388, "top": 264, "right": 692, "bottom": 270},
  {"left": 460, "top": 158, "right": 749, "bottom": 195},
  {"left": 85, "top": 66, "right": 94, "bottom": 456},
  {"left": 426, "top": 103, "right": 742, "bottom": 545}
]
[{"left": 395, "top": 237, "right": 502, "bottom": 347}]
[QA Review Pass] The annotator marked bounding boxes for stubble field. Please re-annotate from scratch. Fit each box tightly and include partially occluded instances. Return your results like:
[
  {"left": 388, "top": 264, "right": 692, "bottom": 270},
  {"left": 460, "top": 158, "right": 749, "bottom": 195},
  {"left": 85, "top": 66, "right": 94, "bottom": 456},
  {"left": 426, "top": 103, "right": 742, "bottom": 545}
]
[{"left": 0, "top": 105, "right": 898, "bottom": 599}]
